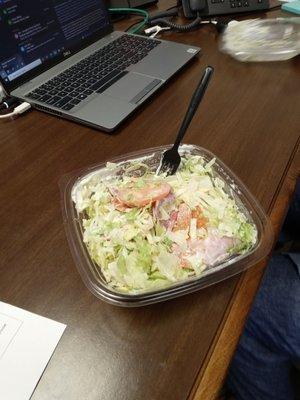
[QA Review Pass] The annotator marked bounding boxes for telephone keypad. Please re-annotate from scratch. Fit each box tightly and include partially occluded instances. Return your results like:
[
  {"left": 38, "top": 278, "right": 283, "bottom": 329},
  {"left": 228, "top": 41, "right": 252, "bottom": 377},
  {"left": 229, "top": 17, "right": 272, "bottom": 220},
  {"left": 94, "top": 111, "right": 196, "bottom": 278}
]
[
  {"left": 210, "top": 0, "right": 266, "bottom": 12},
  {"left": 229, "top": 0, "right": 249, "bottom": 6}
]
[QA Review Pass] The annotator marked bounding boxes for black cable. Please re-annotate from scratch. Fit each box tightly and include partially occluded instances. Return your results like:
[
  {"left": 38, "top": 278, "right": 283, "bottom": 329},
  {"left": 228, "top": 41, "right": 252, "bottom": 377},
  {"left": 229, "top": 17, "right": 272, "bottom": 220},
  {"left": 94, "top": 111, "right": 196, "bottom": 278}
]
[
  {"left": 124, "top": 2, "right": 180, "bottom": 33},
  {"left": 125, "top": 18, "right": 144, "bottom": 32},
  {"left": 123, "top": 3, "right": 222, "bottom": 35},
  {"left": 149, "top": 15, "right": 202, "bottom": 31},
  {"left": 148, "top": 9, "right": 179, "bottom": 22},
  {"left": 0, "top": 96, "right": 20, "bottom": 111}
]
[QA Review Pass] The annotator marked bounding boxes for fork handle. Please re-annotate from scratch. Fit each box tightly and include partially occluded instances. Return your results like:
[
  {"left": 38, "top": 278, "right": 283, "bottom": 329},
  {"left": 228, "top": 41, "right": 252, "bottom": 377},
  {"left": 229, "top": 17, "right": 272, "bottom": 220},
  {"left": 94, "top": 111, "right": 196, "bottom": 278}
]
[{"left": 173, "top": 66, "right": 214, "bottom": 149}]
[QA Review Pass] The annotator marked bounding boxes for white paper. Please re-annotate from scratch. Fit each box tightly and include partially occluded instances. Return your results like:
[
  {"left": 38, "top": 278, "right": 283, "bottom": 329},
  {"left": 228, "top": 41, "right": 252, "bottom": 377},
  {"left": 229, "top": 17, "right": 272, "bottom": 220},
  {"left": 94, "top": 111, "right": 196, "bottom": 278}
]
[{"left": 0, "top": 301, "right": 66, "bottom": 400}]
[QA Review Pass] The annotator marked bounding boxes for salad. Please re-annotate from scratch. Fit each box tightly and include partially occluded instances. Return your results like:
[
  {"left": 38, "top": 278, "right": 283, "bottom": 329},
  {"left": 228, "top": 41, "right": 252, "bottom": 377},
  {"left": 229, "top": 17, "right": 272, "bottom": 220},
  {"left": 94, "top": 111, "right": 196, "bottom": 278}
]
[{"left": 72, "top": 153, "right": 257, "bottom": 294}]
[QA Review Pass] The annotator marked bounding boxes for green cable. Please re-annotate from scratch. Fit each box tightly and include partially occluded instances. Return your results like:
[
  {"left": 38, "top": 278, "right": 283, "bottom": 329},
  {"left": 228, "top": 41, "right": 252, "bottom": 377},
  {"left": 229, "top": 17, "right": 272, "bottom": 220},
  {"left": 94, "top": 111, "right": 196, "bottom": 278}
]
[{"left": 108, "top": 7, "right": 149, "bottom": 34}]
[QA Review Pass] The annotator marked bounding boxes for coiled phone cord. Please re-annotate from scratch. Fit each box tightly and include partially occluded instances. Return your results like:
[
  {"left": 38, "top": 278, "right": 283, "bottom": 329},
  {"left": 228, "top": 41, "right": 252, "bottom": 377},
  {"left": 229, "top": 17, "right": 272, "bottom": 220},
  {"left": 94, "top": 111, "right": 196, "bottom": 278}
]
[{"left": 149, "top": 14, "right": 202, "bottom": 31}]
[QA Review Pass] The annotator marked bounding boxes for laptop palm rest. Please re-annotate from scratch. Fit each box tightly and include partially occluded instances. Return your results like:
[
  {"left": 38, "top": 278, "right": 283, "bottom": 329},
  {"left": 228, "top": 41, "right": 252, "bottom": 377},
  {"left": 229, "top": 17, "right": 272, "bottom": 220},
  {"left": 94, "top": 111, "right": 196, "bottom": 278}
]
[{"left": 103, "top": 72, "right": 161, "bottom": 104}]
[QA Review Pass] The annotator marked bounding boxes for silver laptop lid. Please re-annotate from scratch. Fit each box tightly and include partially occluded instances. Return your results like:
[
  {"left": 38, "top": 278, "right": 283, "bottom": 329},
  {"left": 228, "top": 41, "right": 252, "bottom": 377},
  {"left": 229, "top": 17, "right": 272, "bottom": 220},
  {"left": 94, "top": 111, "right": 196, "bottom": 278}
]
[{"left": 0, "top": 0, "right": 112, "bottom": 93}]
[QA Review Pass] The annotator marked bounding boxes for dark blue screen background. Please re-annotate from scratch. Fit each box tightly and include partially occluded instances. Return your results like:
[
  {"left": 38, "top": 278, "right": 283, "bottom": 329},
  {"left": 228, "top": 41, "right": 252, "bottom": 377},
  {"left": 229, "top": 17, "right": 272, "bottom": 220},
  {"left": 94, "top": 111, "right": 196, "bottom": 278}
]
[{"left": 0, "top": 0, "right": 110, "bottom": 82}]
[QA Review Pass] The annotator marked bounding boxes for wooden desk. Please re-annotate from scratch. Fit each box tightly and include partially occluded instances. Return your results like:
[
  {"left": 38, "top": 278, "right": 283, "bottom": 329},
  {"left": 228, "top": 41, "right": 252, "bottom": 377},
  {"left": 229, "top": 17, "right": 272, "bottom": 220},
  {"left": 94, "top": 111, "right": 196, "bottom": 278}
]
[{"left": 1, "top": 6, "right": 299, "bottom": 400}]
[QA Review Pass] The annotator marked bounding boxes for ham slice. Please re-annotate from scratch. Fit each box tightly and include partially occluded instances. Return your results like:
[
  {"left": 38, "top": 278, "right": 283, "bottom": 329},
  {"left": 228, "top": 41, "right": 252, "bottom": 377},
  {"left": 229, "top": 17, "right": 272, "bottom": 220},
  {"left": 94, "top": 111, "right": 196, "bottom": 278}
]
[
  {"left": 201, "top": 233, "right": 236, "bottom": 266},
  {"left": 173, "top": 232, "right": 237, "bottom": 268}
]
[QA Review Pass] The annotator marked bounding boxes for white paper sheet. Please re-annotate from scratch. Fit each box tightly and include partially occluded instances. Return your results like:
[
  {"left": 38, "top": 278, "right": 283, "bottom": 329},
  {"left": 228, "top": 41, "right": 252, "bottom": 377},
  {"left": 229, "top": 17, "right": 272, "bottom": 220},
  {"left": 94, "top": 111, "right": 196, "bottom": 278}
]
[{"left": 0, "top": 301, "right": 66, "bottom": 400}]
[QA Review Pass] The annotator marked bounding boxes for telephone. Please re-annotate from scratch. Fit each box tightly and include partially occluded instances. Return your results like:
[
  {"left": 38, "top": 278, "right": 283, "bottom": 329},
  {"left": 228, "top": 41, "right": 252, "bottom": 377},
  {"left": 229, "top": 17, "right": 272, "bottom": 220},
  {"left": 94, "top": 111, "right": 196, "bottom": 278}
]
[{"left": 181, "top": 0, "right": 270, "bottom": 17}]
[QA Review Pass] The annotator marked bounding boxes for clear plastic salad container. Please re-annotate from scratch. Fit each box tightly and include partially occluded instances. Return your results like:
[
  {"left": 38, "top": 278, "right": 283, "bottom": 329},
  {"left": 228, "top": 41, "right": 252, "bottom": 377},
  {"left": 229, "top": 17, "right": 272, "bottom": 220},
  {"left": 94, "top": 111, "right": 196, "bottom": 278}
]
[
  {"left": 220, "top": 18, "right": 300, "bottom": 62},
  {"left": 61, "top": 144, "right": 273, "bottom": 307}
]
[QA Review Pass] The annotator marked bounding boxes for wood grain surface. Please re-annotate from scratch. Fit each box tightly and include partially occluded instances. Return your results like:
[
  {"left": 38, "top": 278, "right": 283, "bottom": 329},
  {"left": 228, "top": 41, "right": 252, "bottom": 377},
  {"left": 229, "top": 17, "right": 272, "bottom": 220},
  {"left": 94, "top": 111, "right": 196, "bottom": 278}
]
[
  {"left": 0, "top": 4, "right": 299, "bottom": 400},
  {"left": 190, "top": 142, "right": 300, "bottom": 400}
]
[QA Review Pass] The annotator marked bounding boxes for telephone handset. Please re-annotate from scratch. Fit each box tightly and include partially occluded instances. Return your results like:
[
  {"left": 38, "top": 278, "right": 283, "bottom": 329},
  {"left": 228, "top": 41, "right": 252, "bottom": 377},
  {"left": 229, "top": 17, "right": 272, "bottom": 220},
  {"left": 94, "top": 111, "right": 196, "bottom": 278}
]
[{"left": 181, "top": 0, "right": 270, "bottom": 17}]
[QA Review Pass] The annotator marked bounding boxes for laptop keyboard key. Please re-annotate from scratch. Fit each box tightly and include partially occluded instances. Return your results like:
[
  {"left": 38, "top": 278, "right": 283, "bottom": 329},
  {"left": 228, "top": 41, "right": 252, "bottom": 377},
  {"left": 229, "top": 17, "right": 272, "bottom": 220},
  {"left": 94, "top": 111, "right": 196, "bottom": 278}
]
[
  {"left": 77, "top": 93, "right": 89, "bottom": 100},
  {"left": 70, "top": 89, "right": 82, "bottom": 97},
  {"left": 90, "top": 70, "right": 122, "bottom": 91},
  {"left": 44, "top": 96, "right": 62, "bottom": 105},
  {"left": 64, "top": 87, "right": 76, "bottom": 93},
  {"left": 35, "top": 89, "right": 46, "bottom": 95},
  {"left": 69, "top": 98, "right": 81, "bottom": 105},
  {"left": 39, "top": 94, "right": 51, "bottom": 102},
  {"left": 80, "top": 82, "right": 91, "bottom": 89},
  {"left": 55, "top": 96, "right": 73, "bottom": 107},
  {"left": 61, "top": 103, "right": 74, "bottom": 111},
  {"left": 27, "top": 93, "right": 41, "bottom": 100}
]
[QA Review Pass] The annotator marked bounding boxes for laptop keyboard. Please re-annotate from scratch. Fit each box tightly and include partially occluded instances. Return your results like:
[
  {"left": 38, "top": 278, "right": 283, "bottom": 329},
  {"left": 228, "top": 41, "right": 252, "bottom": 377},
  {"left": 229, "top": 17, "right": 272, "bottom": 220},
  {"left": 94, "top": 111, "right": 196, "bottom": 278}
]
[{"left": 26, "top": 35, "right": 161, "bottom": 111}]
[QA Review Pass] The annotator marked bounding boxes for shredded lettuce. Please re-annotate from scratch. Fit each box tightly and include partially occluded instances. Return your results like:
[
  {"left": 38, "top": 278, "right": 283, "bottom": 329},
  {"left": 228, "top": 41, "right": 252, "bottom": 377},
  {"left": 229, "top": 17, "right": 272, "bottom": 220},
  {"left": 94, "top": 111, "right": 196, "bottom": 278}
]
[{"left": 72, "top": 154, "right": 258, "bottom": 293}]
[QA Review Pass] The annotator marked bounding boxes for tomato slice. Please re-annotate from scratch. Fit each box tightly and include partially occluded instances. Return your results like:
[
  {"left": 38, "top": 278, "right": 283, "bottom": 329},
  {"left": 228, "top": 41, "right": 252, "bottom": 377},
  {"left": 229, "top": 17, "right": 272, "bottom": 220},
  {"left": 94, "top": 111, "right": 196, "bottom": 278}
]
[
  {"left": 112, "top": 180, "right": 171, "bottom": 208},
  {"left": 192, "top": 206, "right": 208, "bottom": 228}
]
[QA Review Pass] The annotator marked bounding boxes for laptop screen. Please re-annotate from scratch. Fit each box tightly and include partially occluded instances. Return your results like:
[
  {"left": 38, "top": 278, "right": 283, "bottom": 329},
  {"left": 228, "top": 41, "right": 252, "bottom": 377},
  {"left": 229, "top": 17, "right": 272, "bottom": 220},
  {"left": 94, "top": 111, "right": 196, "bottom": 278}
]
[{"left": 0, "top": 0, "right": 111, "bottom": 87}]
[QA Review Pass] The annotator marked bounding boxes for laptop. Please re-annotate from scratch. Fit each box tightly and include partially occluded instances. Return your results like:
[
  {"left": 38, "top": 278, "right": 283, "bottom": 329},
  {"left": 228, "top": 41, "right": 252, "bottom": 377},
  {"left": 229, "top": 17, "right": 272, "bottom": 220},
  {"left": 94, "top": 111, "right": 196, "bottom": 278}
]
[{"left": 0, "top": 1, "right": 200, "bottom": 132}]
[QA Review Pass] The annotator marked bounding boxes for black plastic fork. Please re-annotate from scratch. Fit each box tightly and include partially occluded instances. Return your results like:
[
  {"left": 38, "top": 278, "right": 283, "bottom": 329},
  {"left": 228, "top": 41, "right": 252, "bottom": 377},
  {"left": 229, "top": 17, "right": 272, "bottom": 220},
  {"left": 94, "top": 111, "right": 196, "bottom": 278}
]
[{"left": 157, "top": 66, "right": 214, "bottom": 175}]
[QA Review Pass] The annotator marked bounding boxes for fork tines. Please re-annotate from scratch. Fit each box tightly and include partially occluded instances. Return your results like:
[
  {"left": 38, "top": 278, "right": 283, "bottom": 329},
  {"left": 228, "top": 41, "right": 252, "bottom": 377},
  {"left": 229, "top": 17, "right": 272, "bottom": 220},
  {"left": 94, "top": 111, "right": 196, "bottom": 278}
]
[
  {"left": 157, "top": 162, "right": 172, "bottom": 176},
  {"left": 156, "top": 149, "right": 181, "bottom": 176}
]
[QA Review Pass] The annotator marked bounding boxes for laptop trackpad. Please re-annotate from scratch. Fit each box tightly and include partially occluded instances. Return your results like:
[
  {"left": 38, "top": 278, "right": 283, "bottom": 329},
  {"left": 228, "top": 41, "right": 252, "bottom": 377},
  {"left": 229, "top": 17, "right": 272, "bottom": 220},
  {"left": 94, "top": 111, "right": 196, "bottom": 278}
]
[{"left": 103, "top": 72, "right": 161, "bottom": 104}]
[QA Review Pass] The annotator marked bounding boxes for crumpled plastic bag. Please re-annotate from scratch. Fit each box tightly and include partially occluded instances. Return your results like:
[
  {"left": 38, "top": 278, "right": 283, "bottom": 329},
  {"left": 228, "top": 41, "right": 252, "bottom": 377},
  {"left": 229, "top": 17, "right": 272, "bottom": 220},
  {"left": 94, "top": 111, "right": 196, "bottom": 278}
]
[{"left": 220, "top": 17, "right": 300, "bottom": 62}]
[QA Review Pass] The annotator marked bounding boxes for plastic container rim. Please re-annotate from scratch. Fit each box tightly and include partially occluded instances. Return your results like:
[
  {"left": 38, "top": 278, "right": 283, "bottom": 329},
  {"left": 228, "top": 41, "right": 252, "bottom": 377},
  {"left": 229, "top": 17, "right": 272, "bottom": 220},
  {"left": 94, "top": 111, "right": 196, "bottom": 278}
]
[{"left": 60, "top": 144, "right": 274, "bottom": 307}]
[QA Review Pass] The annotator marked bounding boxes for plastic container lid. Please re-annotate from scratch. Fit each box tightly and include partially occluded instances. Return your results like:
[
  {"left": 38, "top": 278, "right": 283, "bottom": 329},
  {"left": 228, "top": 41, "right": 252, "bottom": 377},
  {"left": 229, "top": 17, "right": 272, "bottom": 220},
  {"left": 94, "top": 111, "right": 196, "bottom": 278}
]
[
  {"left": 61, "top": 144, "right": 273, "bottom": 307},
  {"left": 220, "top": 18, "right": 300, "bottom": 62}
]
